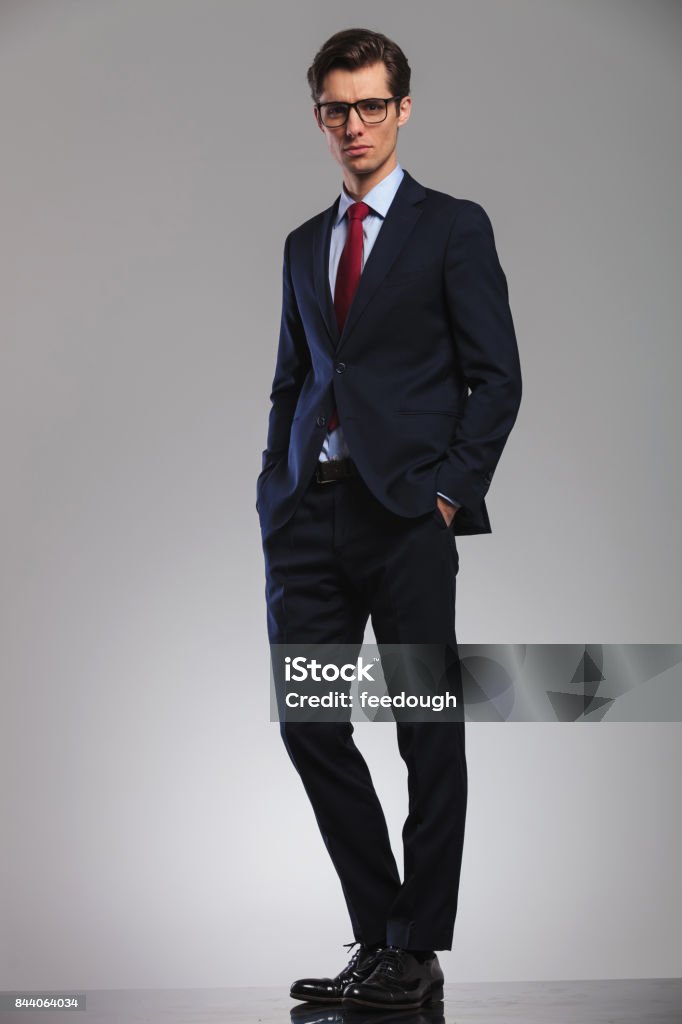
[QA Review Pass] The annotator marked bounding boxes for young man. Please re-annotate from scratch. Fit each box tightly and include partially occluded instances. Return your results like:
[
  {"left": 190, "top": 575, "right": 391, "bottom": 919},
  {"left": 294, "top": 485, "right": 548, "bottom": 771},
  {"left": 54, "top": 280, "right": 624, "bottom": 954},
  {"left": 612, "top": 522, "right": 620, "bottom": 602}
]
[{"left": 256, "top": 27, "right": 522, "bottom": 1011}]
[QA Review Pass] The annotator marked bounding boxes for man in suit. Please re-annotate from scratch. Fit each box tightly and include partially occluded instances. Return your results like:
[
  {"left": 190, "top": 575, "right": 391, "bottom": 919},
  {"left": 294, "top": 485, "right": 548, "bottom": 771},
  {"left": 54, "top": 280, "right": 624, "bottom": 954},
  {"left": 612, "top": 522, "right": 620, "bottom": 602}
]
[{"left": 256, "top": 27, "right": 522, "bottom": 1011}]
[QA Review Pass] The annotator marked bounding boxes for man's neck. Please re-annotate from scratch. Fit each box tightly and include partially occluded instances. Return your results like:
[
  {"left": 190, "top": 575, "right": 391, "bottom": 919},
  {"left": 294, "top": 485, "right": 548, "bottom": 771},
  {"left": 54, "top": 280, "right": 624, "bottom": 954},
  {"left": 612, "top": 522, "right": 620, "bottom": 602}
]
[{"left": 342, "top": 155, "right": 399, "bottom": 201}]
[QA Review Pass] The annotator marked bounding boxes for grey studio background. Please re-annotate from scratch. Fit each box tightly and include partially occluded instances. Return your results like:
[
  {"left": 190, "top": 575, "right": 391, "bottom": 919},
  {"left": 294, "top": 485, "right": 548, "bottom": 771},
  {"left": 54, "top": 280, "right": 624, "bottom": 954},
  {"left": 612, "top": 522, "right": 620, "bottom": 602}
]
[{"left": 1, "top": 0, "right": 681, "bottom": 993}]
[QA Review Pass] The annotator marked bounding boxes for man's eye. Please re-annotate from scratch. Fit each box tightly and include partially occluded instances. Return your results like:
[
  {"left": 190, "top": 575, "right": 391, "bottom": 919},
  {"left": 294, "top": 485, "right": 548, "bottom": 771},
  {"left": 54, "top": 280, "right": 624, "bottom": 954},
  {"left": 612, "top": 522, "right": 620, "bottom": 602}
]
[
  {"left": 361, "top": 102, "right": 380, "bottom": 111},
  {"left": 327, "top": 106, "right": 347, "bottom": 117}
]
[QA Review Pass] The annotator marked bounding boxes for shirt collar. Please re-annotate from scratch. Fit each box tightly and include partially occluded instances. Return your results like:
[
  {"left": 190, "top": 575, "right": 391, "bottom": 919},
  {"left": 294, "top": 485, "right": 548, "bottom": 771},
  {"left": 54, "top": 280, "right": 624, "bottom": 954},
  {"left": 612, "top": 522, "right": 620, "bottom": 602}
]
[{"left": 334, "top": 163, "right": 404, "bottom": 225}]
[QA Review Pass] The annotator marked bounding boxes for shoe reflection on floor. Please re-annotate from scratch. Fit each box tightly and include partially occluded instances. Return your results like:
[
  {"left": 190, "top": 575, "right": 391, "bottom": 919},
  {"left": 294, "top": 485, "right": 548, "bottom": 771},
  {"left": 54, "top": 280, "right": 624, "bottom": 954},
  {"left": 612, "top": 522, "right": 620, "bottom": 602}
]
[{"left": 289, "top": 1001, "right": 446, "bottom": 1024}]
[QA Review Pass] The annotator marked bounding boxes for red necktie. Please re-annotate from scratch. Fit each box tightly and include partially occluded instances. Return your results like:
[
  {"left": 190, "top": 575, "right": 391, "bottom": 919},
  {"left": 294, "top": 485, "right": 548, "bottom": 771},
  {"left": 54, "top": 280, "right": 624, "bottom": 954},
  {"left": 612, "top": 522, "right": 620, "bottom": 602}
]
[{"left": 327, "top": 201, "right": 371, "bottom": 432}]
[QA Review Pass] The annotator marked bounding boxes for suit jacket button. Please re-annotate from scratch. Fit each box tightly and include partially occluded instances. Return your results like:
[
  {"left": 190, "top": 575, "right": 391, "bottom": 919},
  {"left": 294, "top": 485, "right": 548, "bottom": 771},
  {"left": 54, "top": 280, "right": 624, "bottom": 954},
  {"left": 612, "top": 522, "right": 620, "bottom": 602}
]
[
  {"left": 335, "top": 362, "right": 346, "bottom": 373},
  {"left": 316, "top": 415, "right": 327, "bottom": 427}
]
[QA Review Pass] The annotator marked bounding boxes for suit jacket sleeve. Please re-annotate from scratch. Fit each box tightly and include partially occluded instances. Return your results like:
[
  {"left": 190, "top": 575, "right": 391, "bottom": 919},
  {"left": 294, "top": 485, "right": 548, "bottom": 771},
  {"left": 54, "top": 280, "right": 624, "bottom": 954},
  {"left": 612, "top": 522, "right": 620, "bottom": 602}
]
[
  {"left": 435, "top": 201, "right": 522, "bottom": 511},
  {"left": 262, "top": 232, "right": 311, "bottom": 472}
]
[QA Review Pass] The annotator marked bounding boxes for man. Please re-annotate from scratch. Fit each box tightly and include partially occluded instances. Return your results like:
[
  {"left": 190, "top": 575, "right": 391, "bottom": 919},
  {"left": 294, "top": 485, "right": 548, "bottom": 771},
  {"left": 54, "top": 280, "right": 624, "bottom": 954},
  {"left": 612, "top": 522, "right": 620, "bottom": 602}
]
[{"left": 256, "top": 27, "right": 522, "bottom": 1011}]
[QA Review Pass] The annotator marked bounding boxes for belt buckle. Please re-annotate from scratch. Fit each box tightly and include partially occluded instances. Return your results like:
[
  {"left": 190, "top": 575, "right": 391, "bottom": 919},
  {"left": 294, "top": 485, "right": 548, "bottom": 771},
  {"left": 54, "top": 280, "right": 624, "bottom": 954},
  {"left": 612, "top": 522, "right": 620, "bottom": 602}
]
[{"left": 316, "top": 464, "right": 335, "bottom": 484}]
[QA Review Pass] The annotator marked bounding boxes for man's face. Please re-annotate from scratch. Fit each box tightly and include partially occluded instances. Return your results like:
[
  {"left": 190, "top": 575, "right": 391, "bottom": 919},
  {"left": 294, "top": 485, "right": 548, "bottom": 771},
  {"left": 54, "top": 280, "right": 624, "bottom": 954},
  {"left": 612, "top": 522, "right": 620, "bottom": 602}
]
[{"left": 315, "top": 61, "right": 411, "bottom": 180}]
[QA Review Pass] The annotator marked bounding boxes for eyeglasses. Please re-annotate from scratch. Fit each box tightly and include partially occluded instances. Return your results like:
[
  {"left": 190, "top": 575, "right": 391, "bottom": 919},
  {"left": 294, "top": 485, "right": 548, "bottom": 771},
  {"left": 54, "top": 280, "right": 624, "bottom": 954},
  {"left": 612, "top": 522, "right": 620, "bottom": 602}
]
[{"left": 316, "top": 96, "right": 403, "bottom": 128}]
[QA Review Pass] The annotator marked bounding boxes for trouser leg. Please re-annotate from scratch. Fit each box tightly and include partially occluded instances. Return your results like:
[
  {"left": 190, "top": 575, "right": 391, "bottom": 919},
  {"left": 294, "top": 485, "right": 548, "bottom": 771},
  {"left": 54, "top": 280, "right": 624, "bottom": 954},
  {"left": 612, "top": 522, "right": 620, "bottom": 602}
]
[
  {"left": 344, "top": 483, "right": 467, "bottom": 951},
  {"left": 262, "top": 474, "right": 401, "bottom": 943}
]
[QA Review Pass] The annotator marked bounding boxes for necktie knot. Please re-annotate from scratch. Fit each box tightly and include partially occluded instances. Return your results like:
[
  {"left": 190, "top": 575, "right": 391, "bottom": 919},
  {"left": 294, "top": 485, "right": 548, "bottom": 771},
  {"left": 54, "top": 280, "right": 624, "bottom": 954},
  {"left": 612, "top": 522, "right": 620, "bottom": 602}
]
[{"left": 347, "top": 201, "right": 370, "bottom": 222}]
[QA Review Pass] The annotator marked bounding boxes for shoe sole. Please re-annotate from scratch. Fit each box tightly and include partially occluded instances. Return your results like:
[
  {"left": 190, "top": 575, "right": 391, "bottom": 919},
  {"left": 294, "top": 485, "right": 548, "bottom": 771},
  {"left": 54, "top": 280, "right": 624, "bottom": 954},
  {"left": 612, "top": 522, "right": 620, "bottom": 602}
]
[
  {"left": 290, "top": 993, "right": 343, "bottom": 1004},
  {"left": 342, "top": 983, "right": 444, "bottom": 1009}
]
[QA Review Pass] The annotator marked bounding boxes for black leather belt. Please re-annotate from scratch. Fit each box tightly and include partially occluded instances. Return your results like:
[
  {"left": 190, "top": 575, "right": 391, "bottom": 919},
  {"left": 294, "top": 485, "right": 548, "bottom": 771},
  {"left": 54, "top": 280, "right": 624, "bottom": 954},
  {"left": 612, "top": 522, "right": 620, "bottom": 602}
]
[{"left": 315, "top": 457, "right": 359, "bottom": 484}]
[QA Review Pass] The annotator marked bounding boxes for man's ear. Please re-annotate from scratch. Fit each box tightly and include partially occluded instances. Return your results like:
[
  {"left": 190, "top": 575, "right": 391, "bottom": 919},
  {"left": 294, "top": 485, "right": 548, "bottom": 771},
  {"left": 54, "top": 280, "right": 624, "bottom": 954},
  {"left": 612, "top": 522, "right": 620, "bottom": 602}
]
[
  {"left": 313, "top": 106, "right": 325, "bottom": 133},
  {"left": 397, "top": 96, "right": 412, "bottom": 128}
]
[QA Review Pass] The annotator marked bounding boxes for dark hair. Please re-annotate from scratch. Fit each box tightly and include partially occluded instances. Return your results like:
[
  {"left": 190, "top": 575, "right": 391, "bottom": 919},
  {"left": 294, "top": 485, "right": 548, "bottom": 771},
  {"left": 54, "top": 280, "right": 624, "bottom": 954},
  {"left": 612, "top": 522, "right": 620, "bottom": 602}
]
[{"left": 306, "top": 27, "right": 411, "bottom": 103}]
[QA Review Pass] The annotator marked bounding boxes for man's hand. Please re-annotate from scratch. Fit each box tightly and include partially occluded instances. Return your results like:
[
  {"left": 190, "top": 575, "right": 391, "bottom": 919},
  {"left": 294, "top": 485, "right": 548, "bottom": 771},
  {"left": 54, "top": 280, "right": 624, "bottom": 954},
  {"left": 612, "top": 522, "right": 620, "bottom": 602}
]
[{"left": 436, "top": 495, "right": 458, "bottom": 527}]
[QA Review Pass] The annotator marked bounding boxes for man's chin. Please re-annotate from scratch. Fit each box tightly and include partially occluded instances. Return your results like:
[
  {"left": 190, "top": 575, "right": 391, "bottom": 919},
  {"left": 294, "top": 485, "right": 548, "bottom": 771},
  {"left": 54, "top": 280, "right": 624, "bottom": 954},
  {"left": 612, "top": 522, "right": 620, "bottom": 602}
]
[{"left": 342, "top": 157, "right": 379, "bottom": 175}]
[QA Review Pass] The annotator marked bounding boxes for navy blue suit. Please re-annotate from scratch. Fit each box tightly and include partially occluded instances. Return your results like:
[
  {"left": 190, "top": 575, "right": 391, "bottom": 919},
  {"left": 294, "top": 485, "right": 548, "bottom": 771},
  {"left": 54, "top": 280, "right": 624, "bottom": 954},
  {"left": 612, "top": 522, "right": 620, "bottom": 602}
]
[
  {"left": 257, "top": 168, "right": 522, "bottom": 541},
  {"left": 257, "top": 168, "right": 522, "bottom": 951}
]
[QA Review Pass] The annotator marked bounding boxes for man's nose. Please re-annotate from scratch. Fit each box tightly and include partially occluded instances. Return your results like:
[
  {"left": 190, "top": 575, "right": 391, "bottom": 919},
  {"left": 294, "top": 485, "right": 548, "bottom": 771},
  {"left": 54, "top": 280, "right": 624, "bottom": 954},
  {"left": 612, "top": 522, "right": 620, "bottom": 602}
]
[{"left": 345, "top": 106, "right": 365, "bottom": 135}]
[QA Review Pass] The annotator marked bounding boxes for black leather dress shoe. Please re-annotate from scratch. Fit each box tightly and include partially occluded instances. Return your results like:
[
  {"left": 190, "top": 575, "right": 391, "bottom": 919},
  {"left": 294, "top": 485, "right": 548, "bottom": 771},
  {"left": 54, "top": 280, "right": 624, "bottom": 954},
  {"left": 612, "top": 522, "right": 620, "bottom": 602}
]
[
  {"left": 290, "top": 942, "right": 384, "bottom": 1004},
  {"left": 342, "top": 946, "right": 444, "bottom": 1009}
]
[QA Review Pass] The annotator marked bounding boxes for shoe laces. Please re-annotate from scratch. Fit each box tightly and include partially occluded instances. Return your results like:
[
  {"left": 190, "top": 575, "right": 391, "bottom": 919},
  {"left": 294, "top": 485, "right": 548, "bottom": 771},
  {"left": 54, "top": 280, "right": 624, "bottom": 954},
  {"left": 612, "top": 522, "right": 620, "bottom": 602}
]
[
  {"left": 341, "top": 940, "right": 365, "bottom": 972},
  {"left": 340, "top": 939, "right": 382, "bottom": 978},
  {"left": 372, "top": 945, "right": 407, "bottom": 978}
]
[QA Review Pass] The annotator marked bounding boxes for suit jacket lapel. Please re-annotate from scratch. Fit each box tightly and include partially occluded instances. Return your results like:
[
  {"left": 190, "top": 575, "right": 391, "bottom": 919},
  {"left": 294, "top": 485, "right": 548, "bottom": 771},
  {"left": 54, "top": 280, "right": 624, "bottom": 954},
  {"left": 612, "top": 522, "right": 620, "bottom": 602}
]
[
  {"left": 313, "top": 170, "right": 427, "bottom": 355},
  {"left": 313, "top": 197, "right": 341, "bottom": 349}
]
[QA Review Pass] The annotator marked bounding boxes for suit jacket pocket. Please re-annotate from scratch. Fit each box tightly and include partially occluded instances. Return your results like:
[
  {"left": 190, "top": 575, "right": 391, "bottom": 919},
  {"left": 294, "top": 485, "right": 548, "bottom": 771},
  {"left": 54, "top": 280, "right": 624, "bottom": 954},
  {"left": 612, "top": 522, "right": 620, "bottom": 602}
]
[
  {"left": 259, "top": 447, "right": 285, "bottom": 477},
  {"left": 384, "top": 268, "right": 434, "bottom": 289}
]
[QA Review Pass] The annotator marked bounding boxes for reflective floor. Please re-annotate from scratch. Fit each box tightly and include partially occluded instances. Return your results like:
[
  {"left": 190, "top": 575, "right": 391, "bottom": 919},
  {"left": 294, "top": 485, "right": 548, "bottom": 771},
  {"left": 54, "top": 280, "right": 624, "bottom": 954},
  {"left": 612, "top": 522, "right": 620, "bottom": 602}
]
[{"left": 0, "top": 979, "right": 679, "bottom": 1023}]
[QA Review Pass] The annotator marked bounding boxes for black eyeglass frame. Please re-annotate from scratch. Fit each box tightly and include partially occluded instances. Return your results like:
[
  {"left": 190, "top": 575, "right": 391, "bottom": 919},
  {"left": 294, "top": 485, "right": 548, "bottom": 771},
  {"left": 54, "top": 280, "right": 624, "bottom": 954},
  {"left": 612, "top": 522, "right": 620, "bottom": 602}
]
[{"left": 315, "top": 96, "right": 404, "bottom": 128}]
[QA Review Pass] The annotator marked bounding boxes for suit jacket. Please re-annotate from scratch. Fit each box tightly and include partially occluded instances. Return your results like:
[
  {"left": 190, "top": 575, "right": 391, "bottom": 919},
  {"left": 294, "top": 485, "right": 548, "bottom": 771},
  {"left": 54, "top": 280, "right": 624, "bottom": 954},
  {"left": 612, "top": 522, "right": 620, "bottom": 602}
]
[{"left": 256, "top": 168, "right": 522, "bottom": 541}]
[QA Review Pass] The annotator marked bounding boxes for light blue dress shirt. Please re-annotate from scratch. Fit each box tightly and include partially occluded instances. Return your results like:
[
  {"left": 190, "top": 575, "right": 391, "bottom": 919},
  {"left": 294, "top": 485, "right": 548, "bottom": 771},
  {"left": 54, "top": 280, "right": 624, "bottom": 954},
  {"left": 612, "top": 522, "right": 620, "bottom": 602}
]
[{"left": 319, "top": 162, "right": 460, "bottom": 510}]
